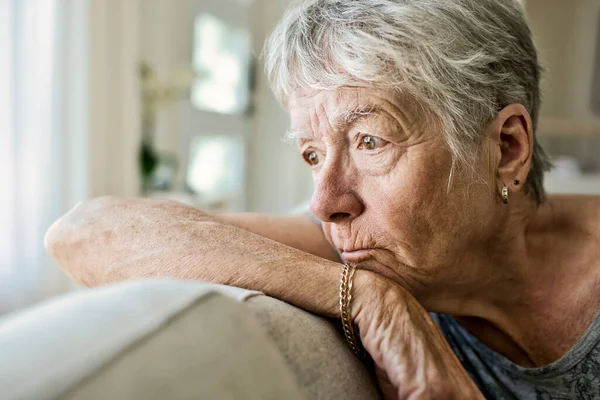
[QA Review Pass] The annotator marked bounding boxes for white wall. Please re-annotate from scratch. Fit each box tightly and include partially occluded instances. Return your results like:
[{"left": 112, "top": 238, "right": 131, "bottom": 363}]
[{"left": 88, "top": 0, "right": 141, "bottom": 198}]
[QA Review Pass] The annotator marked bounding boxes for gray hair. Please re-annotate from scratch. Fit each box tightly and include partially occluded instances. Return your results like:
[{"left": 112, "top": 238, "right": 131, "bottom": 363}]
[{"left": 263, "top": 0, "right": 552, "bottom": 203}]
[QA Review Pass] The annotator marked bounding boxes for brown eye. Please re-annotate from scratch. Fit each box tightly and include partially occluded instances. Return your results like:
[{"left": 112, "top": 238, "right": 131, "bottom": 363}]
[
  {"left": 360, "top": 134, "right": 387, "bottom": 150},
  {"left": 362, "top": 135, "right": 376, "bottom": 150},
  {"left": 303, "top": 150, "right": 320, "bottom": 166}
]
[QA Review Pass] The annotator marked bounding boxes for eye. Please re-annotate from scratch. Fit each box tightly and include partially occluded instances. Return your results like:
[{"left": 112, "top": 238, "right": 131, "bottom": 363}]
[
  {"left": 359, "top": 134, "right": 386, "bottom": 150},
  {"left": 302, "top": 150, "right": 320, "bottom": 166}
]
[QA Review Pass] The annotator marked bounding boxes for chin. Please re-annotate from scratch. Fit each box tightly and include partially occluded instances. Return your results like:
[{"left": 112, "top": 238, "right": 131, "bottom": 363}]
[{"left": 341, "top": 252, "right": 404, "bottom": 285}]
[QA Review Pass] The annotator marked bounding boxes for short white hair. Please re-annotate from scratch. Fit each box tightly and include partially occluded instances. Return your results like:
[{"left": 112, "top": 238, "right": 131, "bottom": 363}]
[{"left": 263, "top": 0, "right": 551, "bottom": 203}]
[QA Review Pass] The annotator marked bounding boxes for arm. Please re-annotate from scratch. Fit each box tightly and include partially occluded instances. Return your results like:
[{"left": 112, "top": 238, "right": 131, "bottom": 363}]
[
  {"left": 45, "top": 196, "right": 342, "bottom": 316},
  {"left": 213, "top": 212, "right": 339, "bottom": 262}
]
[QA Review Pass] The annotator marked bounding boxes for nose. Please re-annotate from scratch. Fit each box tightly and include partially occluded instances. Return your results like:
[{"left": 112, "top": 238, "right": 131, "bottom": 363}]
[{"left": 309, "top": 159, "right": 364, "bottom": 224}]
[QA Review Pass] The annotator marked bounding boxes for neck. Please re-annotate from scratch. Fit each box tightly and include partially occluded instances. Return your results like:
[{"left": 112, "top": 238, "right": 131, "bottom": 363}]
[{"left": 416, "top": 196, "right": 599, "bottom": 366}]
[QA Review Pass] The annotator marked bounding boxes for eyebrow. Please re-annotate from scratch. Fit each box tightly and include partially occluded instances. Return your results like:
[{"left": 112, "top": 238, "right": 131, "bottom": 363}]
[{"left": 285, "top": 104, "right": 385, "bottom": 143}]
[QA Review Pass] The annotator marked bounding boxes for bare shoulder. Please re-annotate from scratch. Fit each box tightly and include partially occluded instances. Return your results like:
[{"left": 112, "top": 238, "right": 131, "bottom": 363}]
[
  {"left": 537, "top": 194, "right": 600, "bottom": 287},
  {"left": 546, "top": 195, "right": 600, "bottom": 335}
]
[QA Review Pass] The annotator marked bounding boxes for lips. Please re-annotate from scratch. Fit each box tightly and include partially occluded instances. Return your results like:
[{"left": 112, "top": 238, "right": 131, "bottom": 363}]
[
  {"left": 339, "top": 249, "right": 404, "bottom": 284},
  {"left": 339, "top": 249, "right": 374, "bottom": 263}
]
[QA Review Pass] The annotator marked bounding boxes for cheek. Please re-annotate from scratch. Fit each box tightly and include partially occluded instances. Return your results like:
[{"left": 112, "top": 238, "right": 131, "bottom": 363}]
[
  {"left": 361, "top": 146, "right": 455, "bottom": 244},
  {"left": 356, "top": 181, "right": 424, "bottom": 256},
  {"left": 378, "top": 167, "right": 494, "bottom": 256},
  {"left": 321, "top": 223, "right": 334, "bottom": 245}
]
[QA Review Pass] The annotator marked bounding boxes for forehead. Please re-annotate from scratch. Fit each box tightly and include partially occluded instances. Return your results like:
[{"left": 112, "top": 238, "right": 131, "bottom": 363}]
[
  {"left": 289, "top": 87, "right": 399, "bottom": 111},
  {"left": 288, "top": 87, "right": 418, "bottom": 131}
]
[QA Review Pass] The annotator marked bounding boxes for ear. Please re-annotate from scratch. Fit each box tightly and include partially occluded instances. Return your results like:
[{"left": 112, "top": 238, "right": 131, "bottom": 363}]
[{"left": 487, "top": 104, "right": 533, "bottom": 192}]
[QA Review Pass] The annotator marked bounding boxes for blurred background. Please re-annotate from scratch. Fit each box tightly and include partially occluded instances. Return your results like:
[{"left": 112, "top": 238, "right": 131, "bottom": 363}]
[{"left": 1, "top": 0, "right": 599, "bottom": 315}]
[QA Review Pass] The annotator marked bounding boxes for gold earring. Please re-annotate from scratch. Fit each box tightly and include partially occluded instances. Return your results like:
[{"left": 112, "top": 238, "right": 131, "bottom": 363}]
[{"left": 502, "top": 186, "right": 509, "bottom": 204}]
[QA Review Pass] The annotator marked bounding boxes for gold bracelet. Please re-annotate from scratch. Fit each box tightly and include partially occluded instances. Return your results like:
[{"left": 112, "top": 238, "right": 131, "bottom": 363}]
[{"left": 339, "top": 262, "right": 367, "bottom": 360}]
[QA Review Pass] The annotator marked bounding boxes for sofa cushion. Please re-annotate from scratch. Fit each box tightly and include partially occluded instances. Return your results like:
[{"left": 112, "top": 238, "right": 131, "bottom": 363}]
[
  {"left": 247, "top": 296, "right": 380, "bottom": 399},
  {"left": 0, "top": 279, "right": 264, "bottom": 400},
  {"left": 61, "top": 292, "right": 304, "bottom": 400},
  {"left": 0, "top": 279, "right": 379, "bottom": 400}
]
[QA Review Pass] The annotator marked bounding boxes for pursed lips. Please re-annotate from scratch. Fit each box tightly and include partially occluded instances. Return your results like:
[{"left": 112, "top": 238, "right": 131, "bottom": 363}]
[
  {"left": 338, "top": 247, "right": 405, "bottom": 284},
  {"left": 338, "top": 248, "right": 375, "bottom": 263}
]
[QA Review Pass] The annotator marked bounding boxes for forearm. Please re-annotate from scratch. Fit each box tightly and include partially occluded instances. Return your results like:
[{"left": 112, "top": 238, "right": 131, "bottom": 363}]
[
  {"left": 46, "top": 197, "right": 343, "bottom": 317},
  {"left": 215, "top": 212, "right": 339, "bottom": 262}
]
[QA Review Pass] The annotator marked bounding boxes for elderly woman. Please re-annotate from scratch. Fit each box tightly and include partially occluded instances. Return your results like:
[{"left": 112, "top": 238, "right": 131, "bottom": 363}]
[{"left": 46, "top": 0, "right": 600, "bottom": 398}]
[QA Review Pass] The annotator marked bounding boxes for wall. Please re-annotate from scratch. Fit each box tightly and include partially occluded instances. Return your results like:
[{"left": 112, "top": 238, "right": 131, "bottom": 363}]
[
  {"left": 88, "top": 0, "right": 141, "bottom": 198},
  {"left": 527, "top": 0, "right": 600, "bottom": 121},
  {"left": 526, "top": 0, "right": 600, "bottom": 171}
]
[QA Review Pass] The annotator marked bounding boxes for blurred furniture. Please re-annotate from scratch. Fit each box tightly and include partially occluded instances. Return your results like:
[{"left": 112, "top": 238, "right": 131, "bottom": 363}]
[
  {"left": 179, "top": 2, "right": 255, "bottom": 213},
  {"left": 0, "top": 279, "right": 379, "bottom": 400},
  {"left": 538, "top": 119, "right": 600, "bottom": 195},
  {"left": 544, "top": 173, "right": 600, "bottom": 195}
]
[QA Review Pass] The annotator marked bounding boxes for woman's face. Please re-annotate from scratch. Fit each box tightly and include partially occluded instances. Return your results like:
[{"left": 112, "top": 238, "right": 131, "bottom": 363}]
[{"left": 289, "top": 87, "right": 499, "bottom": 290}]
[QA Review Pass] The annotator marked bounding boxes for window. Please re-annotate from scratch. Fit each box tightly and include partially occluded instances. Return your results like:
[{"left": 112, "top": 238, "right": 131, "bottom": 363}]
[{"left": 191, "top": 13, "right": 252, "bottom": 115}]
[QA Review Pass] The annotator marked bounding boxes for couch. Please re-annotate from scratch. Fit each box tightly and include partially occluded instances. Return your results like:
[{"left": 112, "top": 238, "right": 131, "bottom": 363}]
[{"left": 0, "top": 279, "right": 380, "bottom": 399}]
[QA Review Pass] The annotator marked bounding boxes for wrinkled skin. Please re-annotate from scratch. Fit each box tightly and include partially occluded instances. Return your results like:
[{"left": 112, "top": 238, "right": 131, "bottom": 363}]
[
  {"left": 289, "top": 86, "right": 600, "bottom": 397},
  {"left": 290, "top": 87, "right": 510, "bottom": 299},
  {"left": 352, "top": 272, "right": 484, "bottom": 399}
]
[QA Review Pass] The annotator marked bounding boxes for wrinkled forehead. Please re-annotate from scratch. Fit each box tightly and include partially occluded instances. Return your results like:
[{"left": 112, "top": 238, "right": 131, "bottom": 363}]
[
  {"left": 288, "top": 86, "right": 401, "bottom": 109},
  {"left": 288, "top": 86, "right": 423, "bottom": 136}
]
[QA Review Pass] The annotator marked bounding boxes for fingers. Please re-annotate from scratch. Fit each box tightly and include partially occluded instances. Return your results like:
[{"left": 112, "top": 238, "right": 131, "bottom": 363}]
[{"left": 376, "top": 367, "right": 399, "bottom": 400}]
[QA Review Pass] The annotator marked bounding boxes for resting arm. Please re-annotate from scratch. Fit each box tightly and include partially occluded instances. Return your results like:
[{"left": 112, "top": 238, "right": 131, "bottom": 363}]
[
  {"left": 45, "top": 196, "right": 342, "bottom": 316},
  {"left": 214, "top": 212, "right": 339, "bottom": 262}
]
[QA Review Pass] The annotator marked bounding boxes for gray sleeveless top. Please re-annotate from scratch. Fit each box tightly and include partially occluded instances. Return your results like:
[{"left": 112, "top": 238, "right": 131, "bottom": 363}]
[{"left": 432, "top": 313, "right": 600, "bottom": 399}]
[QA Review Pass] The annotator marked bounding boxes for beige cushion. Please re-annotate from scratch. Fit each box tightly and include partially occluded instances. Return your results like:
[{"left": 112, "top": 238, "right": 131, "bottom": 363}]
[
  {"left": 247, "top": 296, "right": 380, "bottom": 399},
  {"left": 0, "top": 279, "right": 379, "bottom": 400},
  {"left": 61, "top": 293, "right": 304, "bottom": 400}
]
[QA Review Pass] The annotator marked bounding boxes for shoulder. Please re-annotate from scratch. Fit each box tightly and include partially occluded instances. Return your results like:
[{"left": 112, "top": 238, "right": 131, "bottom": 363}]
[
  {"left": 535, "top": 195, "right": 600, "bottom": 249},
  {"left": 548, "top": 194, "right": 600, "bottom": 223}
]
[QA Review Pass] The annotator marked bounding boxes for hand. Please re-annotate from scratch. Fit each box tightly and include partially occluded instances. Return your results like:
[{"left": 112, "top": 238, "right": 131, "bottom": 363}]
[{"left": 352, "top": 271, "right": 484, "bottom": 400}]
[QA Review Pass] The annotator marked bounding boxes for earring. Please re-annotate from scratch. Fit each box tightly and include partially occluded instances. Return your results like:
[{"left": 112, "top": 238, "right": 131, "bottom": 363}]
[
  {"left": 514, "top": 179, "right": 520, "bottom": 185},
  {"left": 502, "top": 186, "right": 509, "bottom": 204}
]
